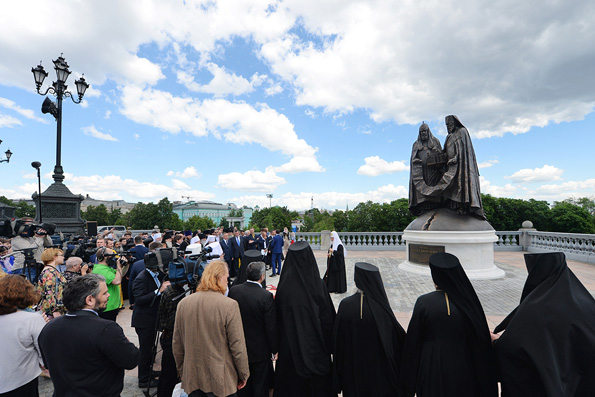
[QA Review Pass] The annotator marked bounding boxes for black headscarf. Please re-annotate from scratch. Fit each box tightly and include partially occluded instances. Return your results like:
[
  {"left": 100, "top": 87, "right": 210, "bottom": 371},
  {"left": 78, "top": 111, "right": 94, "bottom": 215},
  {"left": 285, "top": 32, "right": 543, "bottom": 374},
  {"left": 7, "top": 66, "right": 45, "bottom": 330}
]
[
  {"left": 231, "top": 249, "right": 263, "bottom": 287},
  {"left": 429, "top": 252, "right": 497, "bottom": 396},
  {"left": 276, "top": 241, "right": 336, "bottom": 377},
  {"left": 354, "top": 262, "right": 406, "bottom": 391},
  {"left": 494, "top": 252, "right": 595, "bottom": 395}
]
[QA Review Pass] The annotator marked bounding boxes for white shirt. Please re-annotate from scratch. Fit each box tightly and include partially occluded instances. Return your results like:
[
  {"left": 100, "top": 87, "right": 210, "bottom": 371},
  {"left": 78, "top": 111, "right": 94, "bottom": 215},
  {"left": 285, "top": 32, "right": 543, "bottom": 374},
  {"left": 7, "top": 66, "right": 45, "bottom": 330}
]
[{"left": 0, "top": 310, "right": 46, "bottom": 392}]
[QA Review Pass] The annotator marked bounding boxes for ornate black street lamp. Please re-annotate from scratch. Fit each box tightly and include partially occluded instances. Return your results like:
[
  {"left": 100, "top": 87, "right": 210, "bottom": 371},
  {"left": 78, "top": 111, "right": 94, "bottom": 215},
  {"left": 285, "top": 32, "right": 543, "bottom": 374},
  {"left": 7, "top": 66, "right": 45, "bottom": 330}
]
[
  {"left": 31, "top": 161, "right": 42, "bottom": 222},
  {"left": 31, "top": 54, "right": 89, "bottom": 182},
  {"left": 0, "top": 140, "right": 12, "bottom": 163}
]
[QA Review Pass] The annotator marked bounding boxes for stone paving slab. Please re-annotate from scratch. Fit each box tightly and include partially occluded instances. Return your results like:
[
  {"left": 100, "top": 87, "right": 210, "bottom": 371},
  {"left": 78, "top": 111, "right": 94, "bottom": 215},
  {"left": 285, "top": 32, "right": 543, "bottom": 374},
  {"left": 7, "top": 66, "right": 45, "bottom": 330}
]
[{"left": 39, "top": 250, "right": 595, "bottom": 396}]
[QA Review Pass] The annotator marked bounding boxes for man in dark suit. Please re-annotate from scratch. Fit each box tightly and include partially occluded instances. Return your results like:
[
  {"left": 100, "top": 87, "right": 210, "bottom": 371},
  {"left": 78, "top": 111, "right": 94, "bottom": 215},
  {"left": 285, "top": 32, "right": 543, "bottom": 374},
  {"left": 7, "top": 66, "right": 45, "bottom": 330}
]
[
  {"left": 256, "top": 229, "right": 272, "bottom": 269},
  {"left": 129, "top": 235, "right": 150, "bottom": 262},
  {"left": 38, "top": 274, "right": 139, "bottom": 397},
  {"left": 230, "top": 229, "right": 244, "bottom": 278},
  {"left": 132, "top": 252, "right": 171, "bottom": 388},
  {"left": 243, "top": 227, "right": 258, "bottom": 252},
  {"left": 228, "top": 261, "right": 277, "bottom": 397},
  {"left": 220, "top": 230, "right": 233, "bottom": 275},
  {"left": 269, "top": 229, "right": 284, "bottom": 277},
  {"left": 128, "top": 241, "right": 163, "bottom": 308}
]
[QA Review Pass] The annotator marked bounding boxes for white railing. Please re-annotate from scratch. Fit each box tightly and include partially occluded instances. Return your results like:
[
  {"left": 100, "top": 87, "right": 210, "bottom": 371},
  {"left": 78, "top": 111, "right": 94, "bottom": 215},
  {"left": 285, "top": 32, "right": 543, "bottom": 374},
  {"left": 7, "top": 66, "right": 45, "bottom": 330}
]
[
  {"left": 338, "top": 232, "right": 405, "bottom": 251},
  {"left": 295, "top": 232, "right": 322, "bottom": 249},
  {"left": 527, "top": 231, "right": 595, "bottom": 263},
  {"left": 295, "top": 230, "right": 595, "bottom": 264},
  {"left": 494, "top": 231, "right": 521, "bottom": 251}
]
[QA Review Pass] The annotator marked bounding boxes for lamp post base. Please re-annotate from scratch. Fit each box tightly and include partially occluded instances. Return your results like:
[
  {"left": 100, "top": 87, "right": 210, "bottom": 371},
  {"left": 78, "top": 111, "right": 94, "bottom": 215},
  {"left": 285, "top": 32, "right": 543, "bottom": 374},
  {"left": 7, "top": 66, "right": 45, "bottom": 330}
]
[{"left": 32, "top": 181, "right": 84, "bottom": 235}]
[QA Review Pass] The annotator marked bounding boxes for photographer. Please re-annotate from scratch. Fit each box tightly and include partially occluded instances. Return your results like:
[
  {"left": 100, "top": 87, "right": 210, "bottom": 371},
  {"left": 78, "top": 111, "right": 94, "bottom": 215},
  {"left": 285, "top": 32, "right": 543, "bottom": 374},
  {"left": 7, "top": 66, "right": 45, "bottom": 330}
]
[
  {"left": 10, "top": 220, "right": 53, "bottom": 281},
  {"left": 63, "top": 256, "right": 91, "bottom": 283},
  {"left": 91, "top": 247, "right": 127, "bottom": 321}
]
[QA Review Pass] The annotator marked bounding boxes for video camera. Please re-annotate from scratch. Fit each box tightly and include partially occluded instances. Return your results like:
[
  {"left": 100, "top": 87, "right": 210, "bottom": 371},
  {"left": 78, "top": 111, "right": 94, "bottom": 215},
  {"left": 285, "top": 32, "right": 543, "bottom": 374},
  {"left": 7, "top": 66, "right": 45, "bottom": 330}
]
[
  {"left": 184, "top": 244, "right": 219, "bottom": 262},
  {"left": 0, "top": 218, "right": 56, "bottom": 238}
]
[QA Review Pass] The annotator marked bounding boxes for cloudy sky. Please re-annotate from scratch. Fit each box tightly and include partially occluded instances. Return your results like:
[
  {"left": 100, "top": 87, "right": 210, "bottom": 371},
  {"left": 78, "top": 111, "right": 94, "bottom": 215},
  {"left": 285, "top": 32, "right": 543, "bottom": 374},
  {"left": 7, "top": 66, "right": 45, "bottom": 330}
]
[{"left": 1, "top": 0, "right": 594, "bottom": 210}]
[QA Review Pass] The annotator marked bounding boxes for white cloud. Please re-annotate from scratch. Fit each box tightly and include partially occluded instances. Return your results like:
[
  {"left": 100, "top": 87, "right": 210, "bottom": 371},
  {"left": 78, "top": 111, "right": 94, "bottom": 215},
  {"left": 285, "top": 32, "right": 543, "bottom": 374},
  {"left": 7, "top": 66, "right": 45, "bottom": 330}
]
[
  {"left": 478, "top": 160, "right": 499, "bottom": 169},
  {"left": 104, "top": 110, "right": 111, "bottom": 119},
  {"left": 506, "top": 165, "right": 563, "bottom": 183},
  {"left": 0, "top": 97, "right": 48, "bottom": 123},
  {"left": 217, "top": 168, "right": 287, "bottom": 192},
  {"left": 34, "top": 172, "right": 216, "bottom": 202},
  {"left": 134, "top": 133, "right": 140, "bottom": 140},
  {"left": 357, "top": 156, "right": 409, "bottom": 176},
  {"left": 177, "top": 63, "right": 266, "bottom": 97},
  {"left": 535, "top": 179, "right": 595, "bottom": 196},
  {"left": 258, "top": 0, "right": 595, "bottom": 137},
  {"left": 120, "top": 85, "right": 323, "bottom": 173},
  {"left": 0, "top": 113, "right": 21, "bottom": 128},
  {"left": 82, "top": 125, "right": 119, "bottom": 142},
  {"left": 3, "top": 2, "right": 592, "bottom": 138},
  {"left": 479, "top": 176, "right": 517, "bottom": 198},
  {"left": 167, "top": 166, "right": 200, "bottom": 178},
  {"left": 232, "top": 183, "right": 408, "bottom": 210},
  {"left": 265, "top": 83, "right": 283, "bottom": 96}
]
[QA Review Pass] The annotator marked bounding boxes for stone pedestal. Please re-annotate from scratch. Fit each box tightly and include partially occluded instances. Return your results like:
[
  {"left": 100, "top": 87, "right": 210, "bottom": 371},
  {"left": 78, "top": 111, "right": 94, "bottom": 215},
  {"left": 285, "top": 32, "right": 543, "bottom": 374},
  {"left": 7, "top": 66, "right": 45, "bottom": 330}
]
[
  {"left": 399, "top": 209, "right": 505, "bottom": 279},
  {"left": 32, "top": 181, "right": 85, "bottom": 235}
]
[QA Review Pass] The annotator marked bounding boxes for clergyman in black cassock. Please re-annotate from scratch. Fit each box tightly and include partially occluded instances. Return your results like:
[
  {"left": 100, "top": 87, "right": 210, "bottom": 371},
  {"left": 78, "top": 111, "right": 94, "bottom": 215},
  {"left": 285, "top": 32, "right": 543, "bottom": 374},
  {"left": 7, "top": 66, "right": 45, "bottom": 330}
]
[
  {"left": 333, "top": 262, "right": 407, "bottom": 397},
  {"left": 401, "top": 252, "right": 497, "bottom": 397},
  {"left": 493, "top": 252, "right": 595, "bottom": 396},
  {"left": 274, "top": 241, "right": 336, "bottom": 397},
  {"left": 325, "top": 231, "right": 347, "bottom": 293}
]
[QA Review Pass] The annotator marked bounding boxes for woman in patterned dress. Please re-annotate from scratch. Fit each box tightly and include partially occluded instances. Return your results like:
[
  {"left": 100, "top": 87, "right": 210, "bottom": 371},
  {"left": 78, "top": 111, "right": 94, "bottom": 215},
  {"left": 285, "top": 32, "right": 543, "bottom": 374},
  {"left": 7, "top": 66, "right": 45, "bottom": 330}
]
[{"left": 36, "top": 248, "right": 67, "bottom": 319}]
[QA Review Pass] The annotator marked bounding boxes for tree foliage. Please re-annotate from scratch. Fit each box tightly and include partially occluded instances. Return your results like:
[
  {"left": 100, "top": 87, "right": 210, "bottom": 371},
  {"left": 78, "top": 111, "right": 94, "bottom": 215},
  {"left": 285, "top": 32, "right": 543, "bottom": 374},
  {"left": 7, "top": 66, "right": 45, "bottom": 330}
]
[
  {"left": 0, "top": 196, "right": 36, "bottom": 218},
  {"left": 184, "top": 215, "right": 215, "bottom": 232},
  {"left": 119, "top": 198, "right": 182, "bottom": 230},
  {"left": 249, "top": 206, "right": 293, "bottom": 231}
]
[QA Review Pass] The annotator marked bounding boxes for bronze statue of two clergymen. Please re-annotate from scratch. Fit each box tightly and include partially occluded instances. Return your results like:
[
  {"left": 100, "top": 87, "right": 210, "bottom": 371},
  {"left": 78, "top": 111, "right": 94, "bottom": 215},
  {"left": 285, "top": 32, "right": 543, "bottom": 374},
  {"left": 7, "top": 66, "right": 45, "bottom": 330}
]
[{"left": 409, "top": 115, "right": 485, "bottom": 220}]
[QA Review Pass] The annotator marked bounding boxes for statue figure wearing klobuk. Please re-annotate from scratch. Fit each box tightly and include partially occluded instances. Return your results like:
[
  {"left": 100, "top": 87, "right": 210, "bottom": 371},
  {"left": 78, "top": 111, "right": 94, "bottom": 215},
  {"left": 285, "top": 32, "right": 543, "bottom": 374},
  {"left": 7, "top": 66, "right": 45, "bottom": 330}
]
[{"left": 409, "top": 115, "right": 485, "bottom": 219}]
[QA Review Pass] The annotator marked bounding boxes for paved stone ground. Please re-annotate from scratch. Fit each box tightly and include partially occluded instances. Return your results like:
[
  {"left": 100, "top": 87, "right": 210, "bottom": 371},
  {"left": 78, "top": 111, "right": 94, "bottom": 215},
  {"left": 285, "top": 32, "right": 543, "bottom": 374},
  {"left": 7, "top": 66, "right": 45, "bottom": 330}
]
[{"left": 38, "top": 250, "right": 595, "bottom": 396}]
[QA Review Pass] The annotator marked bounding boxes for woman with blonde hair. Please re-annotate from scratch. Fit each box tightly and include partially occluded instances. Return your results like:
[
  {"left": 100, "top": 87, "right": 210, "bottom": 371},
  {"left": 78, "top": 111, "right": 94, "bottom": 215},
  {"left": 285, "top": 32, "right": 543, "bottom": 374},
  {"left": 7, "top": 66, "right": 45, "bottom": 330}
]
[
  {"left": 36, "top": 247, "right": 67, "bottom": 319},
  {"left": 173, "top": 260, "right": 249, "bottom": 397}
]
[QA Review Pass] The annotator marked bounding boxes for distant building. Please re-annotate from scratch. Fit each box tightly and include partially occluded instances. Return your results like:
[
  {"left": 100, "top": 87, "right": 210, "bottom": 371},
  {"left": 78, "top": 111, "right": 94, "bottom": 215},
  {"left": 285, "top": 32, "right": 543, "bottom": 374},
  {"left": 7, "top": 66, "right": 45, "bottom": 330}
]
[
  {"left": 173, "top": 201, "right": 253, "bottom": 229},
  {"left": 79, "top": 195, "right": 136, "bottom": 213}
]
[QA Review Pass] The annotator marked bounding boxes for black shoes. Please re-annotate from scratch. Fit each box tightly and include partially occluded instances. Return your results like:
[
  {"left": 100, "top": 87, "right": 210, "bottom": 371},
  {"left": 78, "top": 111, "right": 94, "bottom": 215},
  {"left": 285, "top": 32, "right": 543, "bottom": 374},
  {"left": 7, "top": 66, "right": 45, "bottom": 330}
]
[{"left": 269, "top": 273, "right": 276, "bottom": 277}]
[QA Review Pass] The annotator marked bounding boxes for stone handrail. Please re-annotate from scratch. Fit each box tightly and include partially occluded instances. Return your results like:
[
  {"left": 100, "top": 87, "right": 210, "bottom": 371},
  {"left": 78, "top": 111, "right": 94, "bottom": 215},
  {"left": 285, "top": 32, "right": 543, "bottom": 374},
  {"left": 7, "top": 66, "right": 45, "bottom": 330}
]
[
  {"left": 494, "top": 231, "right": 522, "bottom": 251},
  {"left": 527, "top": 231, "right": 595, "bottom": 263},
  {"left": 295, "top": 229, "right": 595, "bottom": 264}
]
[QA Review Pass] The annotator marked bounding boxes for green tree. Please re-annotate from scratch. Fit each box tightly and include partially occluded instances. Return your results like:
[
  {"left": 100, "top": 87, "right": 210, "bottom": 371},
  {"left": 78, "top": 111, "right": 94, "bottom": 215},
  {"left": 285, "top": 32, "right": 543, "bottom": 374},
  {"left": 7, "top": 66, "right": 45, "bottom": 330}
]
[
  {"left": 331, "top": 210, "right": 348, "bottom": 232},
  {"left": 0, "top": 197, "right": 36, "bottom": 218},
  {"left": 348, "top": 201, "right": 373, "bottom": 231},
  {"left": 249, "top": 206, "right": 292, "bottom": 231},
  {"left": 15, "top": 200, "right": 36, "bottom": 218},
  {"left": 82, "top": 204, "right": 111, "bottom": 225},
  {"left": 219, "top": 217, "right": 228, "bottom": 228},
  {"left": 184, "top": 215, "right": 215, "bottom": 232},
  {"left": 550, "top": 202, "right": 595, "bottom": 234}
]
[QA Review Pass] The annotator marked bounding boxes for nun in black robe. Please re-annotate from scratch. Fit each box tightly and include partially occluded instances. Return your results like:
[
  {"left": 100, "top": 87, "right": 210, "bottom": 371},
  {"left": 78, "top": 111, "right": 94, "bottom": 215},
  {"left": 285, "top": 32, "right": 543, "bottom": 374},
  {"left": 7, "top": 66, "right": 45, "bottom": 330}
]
[
  {"left": 493, "top": 252, "right": 595, "bottom": 396},
  {"left": 333, "top": 262, "right": 407, "bottom": 397},
  {"left": 274, "top": 241, "right": 337, "bottom": 397},
  {"left": 401, "top": 252, "right": 497, "bottom": 397},
  {"left": 326, "top": 231, "right": 347, "bottom": 293},
  {"left": 231, "top": 249, "right": 266, "bottom": 288}
]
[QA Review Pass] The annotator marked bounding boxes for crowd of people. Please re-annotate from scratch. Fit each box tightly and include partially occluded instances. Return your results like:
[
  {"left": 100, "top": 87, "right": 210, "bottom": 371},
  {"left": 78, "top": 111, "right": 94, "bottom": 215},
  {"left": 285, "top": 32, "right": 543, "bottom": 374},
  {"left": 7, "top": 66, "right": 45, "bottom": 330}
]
[{"left": 1, "top": 220, "right": 594, "bottom": 397}]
